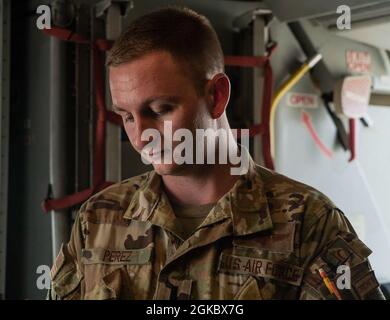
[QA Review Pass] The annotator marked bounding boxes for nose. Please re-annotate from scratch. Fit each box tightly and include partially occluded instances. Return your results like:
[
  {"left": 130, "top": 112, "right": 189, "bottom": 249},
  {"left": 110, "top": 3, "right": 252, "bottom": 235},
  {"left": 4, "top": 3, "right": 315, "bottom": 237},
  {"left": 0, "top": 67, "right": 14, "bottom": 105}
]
[{"left": 130, "top": 116, "right": 158, "bottom": 152}]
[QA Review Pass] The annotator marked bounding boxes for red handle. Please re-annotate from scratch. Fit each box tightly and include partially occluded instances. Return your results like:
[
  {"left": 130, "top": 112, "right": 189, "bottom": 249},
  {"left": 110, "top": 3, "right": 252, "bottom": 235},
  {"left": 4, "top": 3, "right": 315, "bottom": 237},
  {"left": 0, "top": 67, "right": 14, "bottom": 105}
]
[{"left": 348, "top": 118, "right": 356, "bottom": 162}]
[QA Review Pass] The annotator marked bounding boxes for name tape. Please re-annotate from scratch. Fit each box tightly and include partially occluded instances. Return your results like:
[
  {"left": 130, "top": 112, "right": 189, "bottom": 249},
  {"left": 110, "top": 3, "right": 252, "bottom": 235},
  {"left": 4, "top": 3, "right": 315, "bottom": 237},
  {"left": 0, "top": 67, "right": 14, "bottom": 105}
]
[
  {"left": 218, "top": 253, "right": 304, "bottom": 286},
  {"left": 81, "top": 247, "right": 152, "bottom": 265}
]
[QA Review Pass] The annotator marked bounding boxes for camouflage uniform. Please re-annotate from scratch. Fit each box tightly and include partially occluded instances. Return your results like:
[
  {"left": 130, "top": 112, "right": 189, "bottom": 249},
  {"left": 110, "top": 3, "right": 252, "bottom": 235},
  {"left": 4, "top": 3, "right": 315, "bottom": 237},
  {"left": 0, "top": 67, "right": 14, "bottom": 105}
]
[{"left": 48, "top": 157, "right": 385, "bottom": 300}]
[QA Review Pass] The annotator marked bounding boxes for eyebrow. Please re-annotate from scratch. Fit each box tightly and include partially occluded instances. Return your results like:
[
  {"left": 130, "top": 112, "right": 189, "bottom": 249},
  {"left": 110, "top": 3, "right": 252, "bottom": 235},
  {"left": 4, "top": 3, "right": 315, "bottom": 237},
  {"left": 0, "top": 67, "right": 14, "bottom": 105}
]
[
  {"left": 111, "top": 95, "right": 180, "bottom": 114},
  {"left": 111, "top": 104, "right": 127, "bottom": 114}
]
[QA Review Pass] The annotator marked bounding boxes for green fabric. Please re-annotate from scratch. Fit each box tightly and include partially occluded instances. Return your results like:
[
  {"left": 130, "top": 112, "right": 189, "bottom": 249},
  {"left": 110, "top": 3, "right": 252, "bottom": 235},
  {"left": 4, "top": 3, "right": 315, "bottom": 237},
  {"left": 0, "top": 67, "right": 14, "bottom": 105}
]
[{"left": 171, "top": 201, "right": 216, "bottom": 240}]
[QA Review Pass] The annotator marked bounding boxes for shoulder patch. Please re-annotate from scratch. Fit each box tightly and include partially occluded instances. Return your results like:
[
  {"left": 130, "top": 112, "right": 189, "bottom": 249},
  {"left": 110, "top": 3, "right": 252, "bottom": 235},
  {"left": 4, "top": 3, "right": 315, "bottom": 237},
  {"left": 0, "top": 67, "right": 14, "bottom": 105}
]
[{"left": 233, "top": 222, "right": 296, "bottom": 253}]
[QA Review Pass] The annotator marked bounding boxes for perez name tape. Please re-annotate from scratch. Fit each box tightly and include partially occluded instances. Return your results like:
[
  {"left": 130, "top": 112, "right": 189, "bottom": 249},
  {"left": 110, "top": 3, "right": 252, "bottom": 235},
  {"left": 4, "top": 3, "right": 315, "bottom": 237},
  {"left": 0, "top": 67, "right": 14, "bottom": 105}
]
[
  {"left": 81, "top": 247, "right": 152, "bottom": 265},
  {"left": 218, "top": 253, "right": 304, "bottom": 286}
]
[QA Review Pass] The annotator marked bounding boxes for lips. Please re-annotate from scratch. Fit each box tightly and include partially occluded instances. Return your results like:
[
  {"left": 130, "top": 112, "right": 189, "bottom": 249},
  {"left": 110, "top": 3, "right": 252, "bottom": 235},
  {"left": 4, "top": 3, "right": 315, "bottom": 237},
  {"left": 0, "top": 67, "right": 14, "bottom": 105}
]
[
  {"left": 141, "top": 149, "right": 165, "bottom": 162},
  {"left": 145, "top": 150, "right": 163, "bottom": 157}
]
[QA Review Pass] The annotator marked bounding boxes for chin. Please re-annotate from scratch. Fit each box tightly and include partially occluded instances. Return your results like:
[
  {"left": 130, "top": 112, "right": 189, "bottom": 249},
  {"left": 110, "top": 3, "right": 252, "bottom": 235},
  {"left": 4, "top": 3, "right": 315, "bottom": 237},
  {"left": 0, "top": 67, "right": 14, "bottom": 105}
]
[{"left": 152, "top": 162, "right": 183, "bottom": 176}]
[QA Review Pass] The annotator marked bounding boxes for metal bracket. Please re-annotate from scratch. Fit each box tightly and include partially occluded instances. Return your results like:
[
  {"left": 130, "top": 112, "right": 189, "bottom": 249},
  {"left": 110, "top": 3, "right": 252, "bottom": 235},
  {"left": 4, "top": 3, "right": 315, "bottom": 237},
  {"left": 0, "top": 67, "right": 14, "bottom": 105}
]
[
  {"left": 0, "top": 0, "right": 10, "bottom": 300},
  {"left": 51, "top": 0, "right": 75, "bottom": 27},
  {"left": 232, "top": 7, "right": 272, "bottom": 32},
  {"left": 94, "top": 0, "right": 133, "bottom": 18}
]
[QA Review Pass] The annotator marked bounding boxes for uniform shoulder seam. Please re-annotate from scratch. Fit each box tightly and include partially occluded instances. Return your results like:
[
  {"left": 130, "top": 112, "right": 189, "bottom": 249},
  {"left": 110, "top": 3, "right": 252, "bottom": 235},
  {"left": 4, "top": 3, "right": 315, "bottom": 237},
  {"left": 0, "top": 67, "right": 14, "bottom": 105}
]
[{"left": 78, "top": 170, "right": 153, "bottom": 219}]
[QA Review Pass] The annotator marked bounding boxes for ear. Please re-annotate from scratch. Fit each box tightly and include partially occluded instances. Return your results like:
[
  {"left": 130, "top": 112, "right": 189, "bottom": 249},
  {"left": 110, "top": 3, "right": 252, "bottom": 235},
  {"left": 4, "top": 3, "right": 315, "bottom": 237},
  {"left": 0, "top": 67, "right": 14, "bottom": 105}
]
[{"left": 206, "top": 73, "right": 231, "bottom": 119}]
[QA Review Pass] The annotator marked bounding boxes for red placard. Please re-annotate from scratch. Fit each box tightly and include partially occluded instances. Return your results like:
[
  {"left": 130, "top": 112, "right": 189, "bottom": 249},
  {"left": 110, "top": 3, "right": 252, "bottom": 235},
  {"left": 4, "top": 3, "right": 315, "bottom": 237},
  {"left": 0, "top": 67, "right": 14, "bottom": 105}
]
[
  {"left": 286, "top": 92, "right": 318, "bottom": 108},
  {"left": 346, "top": 50, "right": 371, "bottom": 73}
]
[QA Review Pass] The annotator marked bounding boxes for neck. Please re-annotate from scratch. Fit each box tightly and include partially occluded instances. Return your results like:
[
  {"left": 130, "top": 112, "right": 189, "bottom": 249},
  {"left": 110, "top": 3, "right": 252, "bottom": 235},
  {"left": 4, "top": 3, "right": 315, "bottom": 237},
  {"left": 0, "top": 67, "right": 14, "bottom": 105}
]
[{"left": 161, "top": 163, "right": 240, "bottom": 206}]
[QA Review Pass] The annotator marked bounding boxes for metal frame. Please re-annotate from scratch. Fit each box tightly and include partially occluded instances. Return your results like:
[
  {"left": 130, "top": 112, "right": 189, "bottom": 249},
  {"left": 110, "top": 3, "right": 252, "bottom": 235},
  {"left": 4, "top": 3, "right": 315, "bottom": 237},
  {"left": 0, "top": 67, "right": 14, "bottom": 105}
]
[
  {"left": 75, "top": 3, "right": 92, "bottom": 201},
  {"left": 105, "top": 3, "right": 122, "bottom": 183},
  {"left": 0, "top": 0, "right": 10, "bottom": 300},
  {"left": 49, "top": 1, "right": 75, "bottom": 261}
]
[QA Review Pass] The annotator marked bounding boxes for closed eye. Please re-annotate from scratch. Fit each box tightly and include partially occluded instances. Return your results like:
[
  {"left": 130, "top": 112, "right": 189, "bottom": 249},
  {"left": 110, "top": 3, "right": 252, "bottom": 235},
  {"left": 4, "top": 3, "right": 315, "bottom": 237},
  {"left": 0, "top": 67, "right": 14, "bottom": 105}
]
[{"left": 148, "top": 104, "right": 174, "bottom": 117}]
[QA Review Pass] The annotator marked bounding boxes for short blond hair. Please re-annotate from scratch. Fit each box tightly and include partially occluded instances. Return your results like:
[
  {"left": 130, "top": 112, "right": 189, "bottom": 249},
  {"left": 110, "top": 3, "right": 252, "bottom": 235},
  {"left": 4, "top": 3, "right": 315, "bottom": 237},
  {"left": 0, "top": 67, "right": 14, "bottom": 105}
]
[{"left": 107, "top": 6, "right": 224, "bottom": 94}]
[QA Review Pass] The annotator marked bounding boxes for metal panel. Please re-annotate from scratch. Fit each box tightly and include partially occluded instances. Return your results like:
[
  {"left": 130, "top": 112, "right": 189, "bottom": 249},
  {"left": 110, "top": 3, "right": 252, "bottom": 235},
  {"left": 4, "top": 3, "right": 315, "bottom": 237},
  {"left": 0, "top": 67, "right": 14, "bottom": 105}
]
[
  {"left": 105, "top": 4, "right": 122, "bottom": 183},
  {"left": 264, "top": 0, "right": 390, "bottom": 22},
  {"left": 49, "top": 36, "right": 71, "bottom": 261},
  {"left": 269, "top": 18, "right": 390, "bottom": 282},
  {"left": 75, "top": 4, "right": 92, "bottom": 193},
  {"left": 6, "top": 0, "right": 54, "bottom": 299},
  {"left": 0, "top": 0, "right": 10, "bottom": 300}
]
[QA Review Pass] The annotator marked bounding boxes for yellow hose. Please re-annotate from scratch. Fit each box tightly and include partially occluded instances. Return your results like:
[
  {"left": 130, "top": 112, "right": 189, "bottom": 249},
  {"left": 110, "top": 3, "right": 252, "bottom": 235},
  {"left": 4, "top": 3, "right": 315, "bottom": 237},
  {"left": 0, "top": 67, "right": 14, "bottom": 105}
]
[{"left": 270, "top": 53, "right": 322, "bottom": 160}]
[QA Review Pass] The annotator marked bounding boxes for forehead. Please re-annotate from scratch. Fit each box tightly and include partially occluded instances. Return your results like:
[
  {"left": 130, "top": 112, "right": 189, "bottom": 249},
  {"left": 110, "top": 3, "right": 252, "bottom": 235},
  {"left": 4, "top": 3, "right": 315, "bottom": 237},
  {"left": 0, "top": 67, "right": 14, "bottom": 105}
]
[{"left": 109, "top": 51, "right": 195, "bottom": 107}]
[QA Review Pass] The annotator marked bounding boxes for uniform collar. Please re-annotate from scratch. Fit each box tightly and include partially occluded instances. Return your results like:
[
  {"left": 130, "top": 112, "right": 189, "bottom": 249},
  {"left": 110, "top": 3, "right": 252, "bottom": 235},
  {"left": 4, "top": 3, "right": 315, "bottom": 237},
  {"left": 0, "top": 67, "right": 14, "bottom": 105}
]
[
  {"left": 228, "top": 156, "right": 274, "bottom": 235},
  {"left": 123, "top": 153, "right": 273, "bottom": 237}
]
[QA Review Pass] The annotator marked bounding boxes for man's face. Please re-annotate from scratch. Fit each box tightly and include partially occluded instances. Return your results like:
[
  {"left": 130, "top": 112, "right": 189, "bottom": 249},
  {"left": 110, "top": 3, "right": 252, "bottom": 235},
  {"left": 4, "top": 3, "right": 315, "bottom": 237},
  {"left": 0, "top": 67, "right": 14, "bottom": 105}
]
[{"left": 109, "top": 50, "right": 210, "bottom": 175}]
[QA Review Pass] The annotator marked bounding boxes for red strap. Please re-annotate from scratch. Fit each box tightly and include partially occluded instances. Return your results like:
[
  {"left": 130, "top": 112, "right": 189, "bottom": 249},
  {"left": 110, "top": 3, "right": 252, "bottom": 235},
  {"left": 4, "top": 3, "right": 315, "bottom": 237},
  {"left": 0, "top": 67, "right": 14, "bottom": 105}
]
[
  {"left": 234, "top": 124, "right": 265, "bottom": 139},
  {"left": 42, "top": 26, "right": 113, "bottom": 50},
  {"left": 95, "top": 38, "right": 113, "bottom": 51},
  {"left": 92, "top": 48, "right": 107, "bottom": 186},
  {"left": 42, "top": 181, "right": 114, "bottom": 212},
  {"left": 106, "top": 110, "right": 123, "bottom": 126},
  {"left": 42, "top": 26, "right": 89, "bottom": 44},
  {"left": 260, "top": 57, "right": 275, "bottom": 170},
  {"left": 225, "top": 45, "right": 277, "bottom": 170},
  {"left": 224, "top": 55, "right": 268, "bottom": 68},
  {"left": 302, "top": 111, "right": 334, "bottom": 159},
  {"left": 259, "top": 42, "right": 278, "bottom": 170},
  {"left": 348, "top": 118, "right": 356, "bottom": 162}
]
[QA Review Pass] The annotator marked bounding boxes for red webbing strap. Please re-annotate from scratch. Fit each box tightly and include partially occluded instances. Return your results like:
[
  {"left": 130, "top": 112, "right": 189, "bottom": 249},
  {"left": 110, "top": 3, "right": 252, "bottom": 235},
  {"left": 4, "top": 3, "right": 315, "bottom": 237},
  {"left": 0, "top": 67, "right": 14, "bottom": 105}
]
[
  {"left": 301, "top": 111, "right": 334, "bottom": 159},
  {"left": 42, "top": 26, "right": 89, "bottom": 44},
  {"left": 228, "top": 46, "right": 276, "bottom": 170},
  {"left": 224, "top": 55, "right": 268, "bottom": 68},
  {"left": 234, "top": 123, "right": 265, "bottom": 139},
  {"left": 95, "top": 38, "right": 114, "bottom": 51},
  {"left": 106, "top": 110, "right": 123, "bottom": 126},
  {"left": 348, "top": 118, "right": 356, "bottom": 162},
  {"left": 42, "top": 26, "right": 113, "bottom": 48},
  {"left": 92, "top": 48, "right": 106, "bottom": 186},
  {"left": 260, "top": 43, "right": 277, "bottom": 170},
  {"left": 41, "top": 181, "right": 114, "bottom": 212}
]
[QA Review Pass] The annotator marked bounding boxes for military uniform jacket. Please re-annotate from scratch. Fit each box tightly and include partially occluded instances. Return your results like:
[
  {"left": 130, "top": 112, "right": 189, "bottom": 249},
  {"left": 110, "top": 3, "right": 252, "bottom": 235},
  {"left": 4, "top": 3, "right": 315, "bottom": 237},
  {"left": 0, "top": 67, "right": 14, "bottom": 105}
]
[{"left": 48, "top": 159, "right": 385, "bottom": 300}]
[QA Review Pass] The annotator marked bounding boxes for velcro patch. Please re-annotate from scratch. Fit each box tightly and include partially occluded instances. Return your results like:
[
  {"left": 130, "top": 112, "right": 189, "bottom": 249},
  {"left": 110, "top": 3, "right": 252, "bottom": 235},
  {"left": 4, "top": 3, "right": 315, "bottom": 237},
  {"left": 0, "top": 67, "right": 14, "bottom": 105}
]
[
  {"left": 233, "top": 222, "right": 296, "bottom": 253},
  {"left": 353, "top": 271, "right": 380, "bottom": 299},
  {"left": 323, "top": 235, "right": 372, "bottom": 268},
  {"left": 81, "top": 246, "right": 152, "bottom": 265},
  {"left": 218, "top": 253, "right": 304, "bottom": 286},
  {"left": 351, "top": 260, "right": 371, "bottom": 282}
]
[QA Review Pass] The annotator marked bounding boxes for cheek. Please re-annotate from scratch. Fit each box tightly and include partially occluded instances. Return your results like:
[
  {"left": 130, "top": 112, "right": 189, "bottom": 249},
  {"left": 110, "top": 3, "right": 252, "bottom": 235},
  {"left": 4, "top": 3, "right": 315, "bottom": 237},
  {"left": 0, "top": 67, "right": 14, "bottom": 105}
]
[
  {"left": 171, "top": 107, "right": 202, "bottom": 131},
  {"left": 123, "top": 126, "right": 137, "bottom": 146},
  {"left": 188, "top": 102, "right": 210, "bottom": 128}
]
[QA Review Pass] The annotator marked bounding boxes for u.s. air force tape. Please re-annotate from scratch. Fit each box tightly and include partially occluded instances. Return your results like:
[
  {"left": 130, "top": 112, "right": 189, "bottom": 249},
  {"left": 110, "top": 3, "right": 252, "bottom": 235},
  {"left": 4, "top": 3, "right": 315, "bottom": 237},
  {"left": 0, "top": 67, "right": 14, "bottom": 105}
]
[
  {"left": 81, "top": 246, "right": 152, "bottom": 265},
  {"left": 218, "top": 253, "right": 304, "bottom": 286}
]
